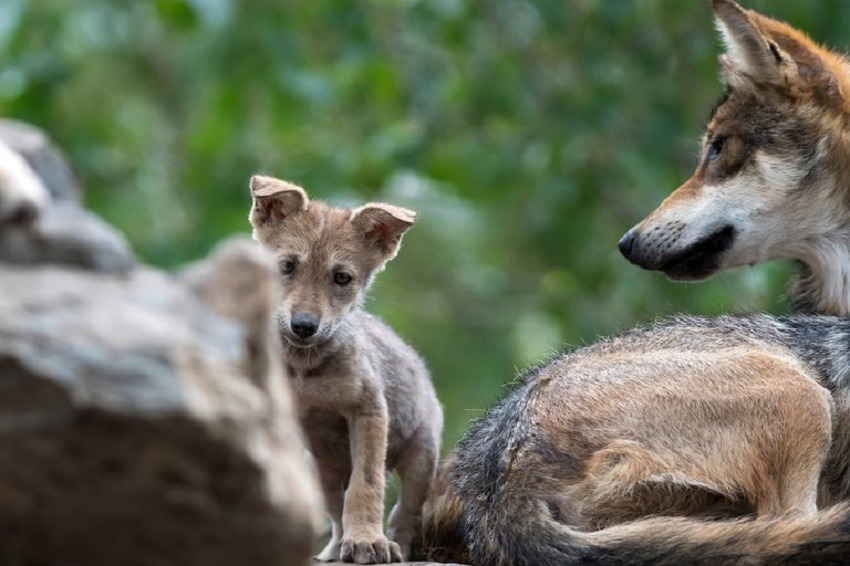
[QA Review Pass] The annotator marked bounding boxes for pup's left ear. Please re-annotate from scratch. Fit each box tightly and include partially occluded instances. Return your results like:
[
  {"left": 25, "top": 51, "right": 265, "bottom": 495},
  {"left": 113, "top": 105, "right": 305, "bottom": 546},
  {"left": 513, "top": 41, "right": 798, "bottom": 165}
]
[{"left": 352, "top": 203, "right": 417, "bottom": 260}]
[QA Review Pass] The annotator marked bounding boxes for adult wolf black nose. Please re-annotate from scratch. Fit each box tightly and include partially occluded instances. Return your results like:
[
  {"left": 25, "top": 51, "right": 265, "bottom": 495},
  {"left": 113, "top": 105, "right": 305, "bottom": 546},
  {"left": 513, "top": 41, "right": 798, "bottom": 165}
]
[
  {"left": 618, "top": 230, "right": 635, "bottom": 259},
  {"left": 291, "top": 314, "right": 319, "bottom": 338}
]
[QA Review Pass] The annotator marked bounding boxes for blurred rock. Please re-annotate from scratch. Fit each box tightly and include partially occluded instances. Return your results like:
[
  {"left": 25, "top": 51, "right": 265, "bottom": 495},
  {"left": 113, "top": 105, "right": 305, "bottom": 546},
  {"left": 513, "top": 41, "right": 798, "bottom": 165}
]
[
  {"left": 0, "top": 136, "right": 49, "bottom": 224},
  {"left": 0, "top": 201, "right": 135, "bottom": 272},
  {"left": 0, "top": 119, "right": 81, "bottom": 203},
  {"left": 179, "top": 236, "right": 279, "bottom": 390},
  {"left": 0, "top": 120, "right": 134, "bottom": 272},
  {"left": 0, "top": 120, "right": 324, "bottom": 564},
  {"left": 0, "top": 237, "right": 324, "bottom": 565}
]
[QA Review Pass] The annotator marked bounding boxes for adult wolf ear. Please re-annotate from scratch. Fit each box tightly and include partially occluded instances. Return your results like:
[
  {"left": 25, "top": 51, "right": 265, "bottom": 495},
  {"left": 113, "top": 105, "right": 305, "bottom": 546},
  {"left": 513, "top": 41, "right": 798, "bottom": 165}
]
[
  {"left": 352, "top": 203, "right": 417, "bottom": 261},
  {"left": 713, "top": 0, "right": 797, "bottom": 88},
  {"left": 248, "top": 175, "right": 309, "bottom": 228},
  {"left": 713, "top": 0, "right": 843, "bottom": 106}
]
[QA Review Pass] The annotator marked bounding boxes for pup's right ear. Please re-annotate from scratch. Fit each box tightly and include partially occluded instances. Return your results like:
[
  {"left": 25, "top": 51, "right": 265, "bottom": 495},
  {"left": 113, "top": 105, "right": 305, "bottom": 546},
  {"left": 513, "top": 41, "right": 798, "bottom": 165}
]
[{"left": 248, "top": 175, "right": 309, "bottom": 228}]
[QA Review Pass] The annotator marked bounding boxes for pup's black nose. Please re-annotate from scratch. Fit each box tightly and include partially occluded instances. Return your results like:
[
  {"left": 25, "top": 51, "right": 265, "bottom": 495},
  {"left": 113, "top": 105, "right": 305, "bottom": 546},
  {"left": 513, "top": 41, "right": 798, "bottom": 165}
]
[
  {"left": 291, "top": 314, "right": 319, "bottom": 338},
  {"left": 618, "top": 230, "right": 635, "bottom": 259}
]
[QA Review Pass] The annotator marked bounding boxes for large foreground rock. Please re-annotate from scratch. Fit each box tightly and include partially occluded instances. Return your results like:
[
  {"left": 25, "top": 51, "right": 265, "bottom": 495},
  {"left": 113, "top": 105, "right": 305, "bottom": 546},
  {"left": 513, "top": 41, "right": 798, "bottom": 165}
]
[{"left": 0, "top": 240, "right": 323, "bottom": 565}]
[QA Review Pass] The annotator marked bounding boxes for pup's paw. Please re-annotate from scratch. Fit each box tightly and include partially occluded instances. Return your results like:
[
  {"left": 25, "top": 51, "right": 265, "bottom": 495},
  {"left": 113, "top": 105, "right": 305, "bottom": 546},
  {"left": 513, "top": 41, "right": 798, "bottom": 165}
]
[
  {"left": 315, "top": 541, "right": 341, "bottom": 562},
  {"left": 340, "top": 534, "right": 402, "bottom": 564},
  {"left": 386, "top": 526, "right": 413, "bottom": 561}
]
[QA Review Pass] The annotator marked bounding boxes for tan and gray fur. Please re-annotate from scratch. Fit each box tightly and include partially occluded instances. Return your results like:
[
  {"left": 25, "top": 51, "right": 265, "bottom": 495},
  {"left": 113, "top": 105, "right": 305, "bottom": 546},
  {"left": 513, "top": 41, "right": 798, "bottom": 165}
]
[
  {"left": 249, "top": 175, "right": 442, "bottom": 564},
  {"left": 418, "top": 2, "right": 850, "bottom": 564}
]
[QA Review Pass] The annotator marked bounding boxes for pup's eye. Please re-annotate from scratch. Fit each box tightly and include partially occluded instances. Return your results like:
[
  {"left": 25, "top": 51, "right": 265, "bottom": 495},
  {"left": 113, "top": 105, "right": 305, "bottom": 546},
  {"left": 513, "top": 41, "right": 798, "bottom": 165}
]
[
  {"left": 333, "top": 272, "right": 352, "bottom": 286},
  {"left": 707, "top": 137, "right": 725, "bottom": 161},
  {"left": 279, "top": 260, "right": 295, "bottom": 275}
]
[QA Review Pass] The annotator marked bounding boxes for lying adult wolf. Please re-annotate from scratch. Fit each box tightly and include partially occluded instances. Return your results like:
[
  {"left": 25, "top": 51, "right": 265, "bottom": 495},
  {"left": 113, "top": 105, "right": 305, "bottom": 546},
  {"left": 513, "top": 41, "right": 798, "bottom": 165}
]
[{"left": 418, "top": 1, "right": 850, "bottom": 564}]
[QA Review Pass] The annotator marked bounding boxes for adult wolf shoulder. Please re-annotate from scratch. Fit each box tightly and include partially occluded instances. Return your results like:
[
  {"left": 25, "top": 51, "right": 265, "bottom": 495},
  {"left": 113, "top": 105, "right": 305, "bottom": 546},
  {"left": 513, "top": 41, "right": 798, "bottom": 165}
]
[{"left": 418, "top": 1, "right": 850, "bottom": 564}]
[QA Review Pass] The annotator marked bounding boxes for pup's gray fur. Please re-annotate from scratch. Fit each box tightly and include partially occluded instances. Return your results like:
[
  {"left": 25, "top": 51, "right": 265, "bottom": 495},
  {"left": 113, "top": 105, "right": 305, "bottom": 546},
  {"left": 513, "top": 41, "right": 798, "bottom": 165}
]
[{"left": 249, "top": 175, "right": 442, "bottom": 564}]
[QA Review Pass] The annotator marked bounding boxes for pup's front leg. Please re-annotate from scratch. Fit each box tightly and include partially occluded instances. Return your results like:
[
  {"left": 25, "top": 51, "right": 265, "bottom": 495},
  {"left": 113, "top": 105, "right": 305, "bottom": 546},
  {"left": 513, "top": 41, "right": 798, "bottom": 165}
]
[{"left": 341, "top": 405, "right": 401, "bottom": 564}]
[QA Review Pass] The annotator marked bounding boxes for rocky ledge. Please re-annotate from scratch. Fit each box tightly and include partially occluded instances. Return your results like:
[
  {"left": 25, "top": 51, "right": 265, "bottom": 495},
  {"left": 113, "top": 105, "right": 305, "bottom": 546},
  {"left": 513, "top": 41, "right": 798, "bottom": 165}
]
[{"left": 0, "top": 121, "right": 323, "bottom": 566}]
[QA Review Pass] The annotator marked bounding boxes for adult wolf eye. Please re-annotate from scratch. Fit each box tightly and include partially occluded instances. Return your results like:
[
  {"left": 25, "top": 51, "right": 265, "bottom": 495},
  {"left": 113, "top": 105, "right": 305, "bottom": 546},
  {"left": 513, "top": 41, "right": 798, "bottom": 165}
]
[
  {"left": 279, "top": 260, "right": 295, "bottom": 275},
  {"left": 707, "top": 137, "right": 725, "bottom": 161},
  {"left": 334, "top": 272, "right": 352, "bottom": 286}
]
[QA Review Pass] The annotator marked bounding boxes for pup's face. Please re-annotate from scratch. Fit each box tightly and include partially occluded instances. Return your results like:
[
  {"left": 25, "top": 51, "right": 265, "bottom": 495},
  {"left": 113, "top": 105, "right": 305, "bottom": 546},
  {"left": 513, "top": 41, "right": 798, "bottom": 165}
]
[
  {"left": 248, "top": 175, "right": 415, "bottom": 349},
  {"left": 619, "top": 0, "right": 848, "bottom": 281}
]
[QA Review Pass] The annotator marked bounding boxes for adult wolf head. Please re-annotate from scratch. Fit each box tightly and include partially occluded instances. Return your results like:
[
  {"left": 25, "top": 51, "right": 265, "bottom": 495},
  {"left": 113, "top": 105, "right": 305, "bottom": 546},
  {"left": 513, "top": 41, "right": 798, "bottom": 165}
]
[{"left": 620, "top": 0, "right": 850, "bottom": 313}]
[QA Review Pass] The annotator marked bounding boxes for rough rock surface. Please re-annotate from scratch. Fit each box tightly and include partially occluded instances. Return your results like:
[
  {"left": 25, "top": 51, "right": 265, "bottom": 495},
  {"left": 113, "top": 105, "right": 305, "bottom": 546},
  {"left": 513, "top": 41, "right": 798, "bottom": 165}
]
[
  {"left": 0, "top": 128, "right": 324, "bottom": 565},
  {"left": 0, "top": 201, "right": 136, "bottom": 272},
  {"left": 0, "top": 255, "right": 324, "bottom": 565}
]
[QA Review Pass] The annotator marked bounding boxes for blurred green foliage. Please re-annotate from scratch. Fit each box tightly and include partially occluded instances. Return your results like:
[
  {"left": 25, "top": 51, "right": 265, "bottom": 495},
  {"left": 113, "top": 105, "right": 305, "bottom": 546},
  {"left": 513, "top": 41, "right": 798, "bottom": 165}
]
[{"left": 3, "top": 0, "right": 848, "bottom": 448}]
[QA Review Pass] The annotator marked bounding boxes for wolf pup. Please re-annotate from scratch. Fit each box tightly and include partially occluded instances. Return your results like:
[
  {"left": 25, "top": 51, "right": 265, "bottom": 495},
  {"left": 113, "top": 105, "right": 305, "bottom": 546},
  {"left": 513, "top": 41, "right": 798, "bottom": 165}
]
[
  {"left": 418, "top": 2, "right": 850, "bottom": 564},
  {"left": 248, "top": 175, "right": 442, "bottom": 564}
]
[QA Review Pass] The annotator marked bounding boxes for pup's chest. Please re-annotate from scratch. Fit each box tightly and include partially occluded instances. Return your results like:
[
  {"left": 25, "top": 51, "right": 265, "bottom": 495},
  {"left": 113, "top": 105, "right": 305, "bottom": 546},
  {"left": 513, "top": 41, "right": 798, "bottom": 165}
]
[
  {"left": 301, "top": 408, "right": 351, "bottom": 455},
  {"left": 287, "top": 365, "right": 364, "bottom": 414}
]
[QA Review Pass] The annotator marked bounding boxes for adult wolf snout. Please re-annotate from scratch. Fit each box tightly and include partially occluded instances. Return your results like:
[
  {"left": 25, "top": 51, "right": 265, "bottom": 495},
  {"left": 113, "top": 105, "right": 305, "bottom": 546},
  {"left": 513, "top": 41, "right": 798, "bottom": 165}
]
[
  {"left": 616, "top": 225, "right": 667, "bottom": 271},
  {"left": 623, "top": 220, "right": 738, "bottom": 281},
  {"left": 617, "top": 230, "right": 636, "bottom": 260},
  {"left": 290, "top": 313, "right": 319, "bottom": 338}
]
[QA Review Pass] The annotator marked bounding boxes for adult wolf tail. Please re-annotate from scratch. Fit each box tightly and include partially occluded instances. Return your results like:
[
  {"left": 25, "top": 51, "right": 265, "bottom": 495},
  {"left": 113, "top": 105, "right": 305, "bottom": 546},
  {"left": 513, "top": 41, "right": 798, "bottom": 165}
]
[{"left": 464, "top": 487, "right": 850, "bottom": 566}]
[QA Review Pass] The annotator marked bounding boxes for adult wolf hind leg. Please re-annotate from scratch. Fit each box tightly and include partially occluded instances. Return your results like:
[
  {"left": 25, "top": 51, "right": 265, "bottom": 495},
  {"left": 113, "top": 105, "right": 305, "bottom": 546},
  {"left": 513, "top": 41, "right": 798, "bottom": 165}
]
[
  {"left": 755, "top": 371, "right": 833, "bottom": 517},
  {"left": 540, "top": 350, "right": 833, "bottom": 527},
  {"left": 387, "top": 427, "right": 440, "bottom": 560}
]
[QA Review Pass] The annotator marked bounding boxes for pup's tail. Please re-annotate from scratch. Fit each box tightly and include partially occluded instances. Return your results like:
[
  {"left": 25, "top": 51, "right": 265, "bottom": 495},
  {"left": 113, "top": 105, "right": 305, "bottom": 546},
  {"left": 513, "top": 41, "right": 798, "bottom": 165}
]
[{"left": 421, "top": 477, "right": 850, "bottom": 566}]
